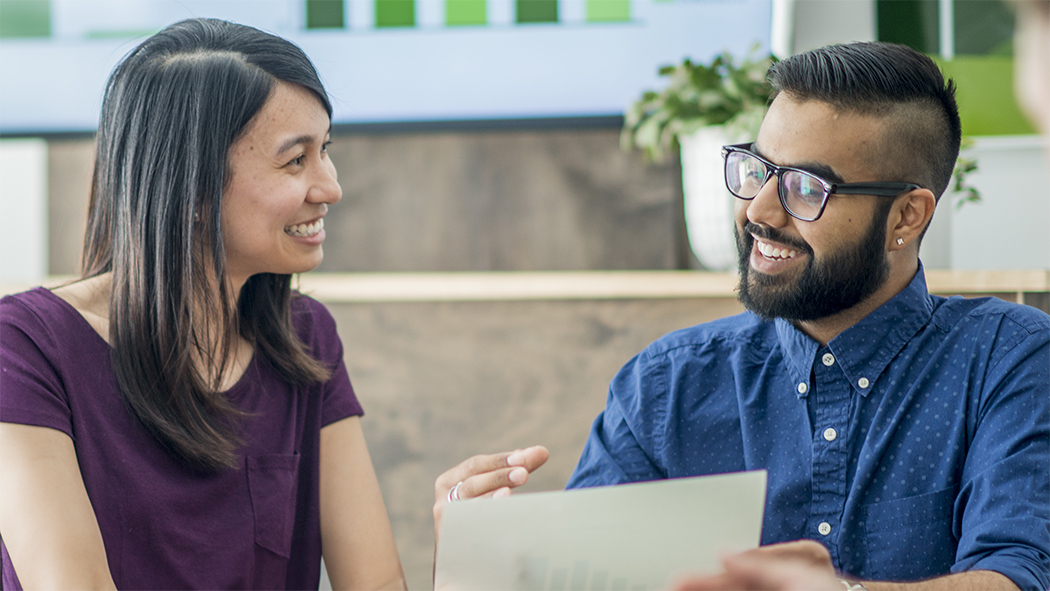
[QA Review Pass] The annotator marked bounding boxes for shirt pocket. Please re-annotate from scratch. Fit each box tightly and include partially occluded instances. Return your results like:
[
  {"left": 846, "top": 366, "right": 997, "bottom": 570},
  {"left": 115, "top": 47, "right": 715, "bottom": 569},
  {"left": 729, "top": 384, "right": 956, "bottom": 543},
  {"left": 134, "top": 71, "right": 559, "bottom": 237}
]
[
  {"left": 860, "top": 486, "right": 958, "bottom": 581},
  {"left": 247, "top": 453, "right": 301, "bottom": 558}
]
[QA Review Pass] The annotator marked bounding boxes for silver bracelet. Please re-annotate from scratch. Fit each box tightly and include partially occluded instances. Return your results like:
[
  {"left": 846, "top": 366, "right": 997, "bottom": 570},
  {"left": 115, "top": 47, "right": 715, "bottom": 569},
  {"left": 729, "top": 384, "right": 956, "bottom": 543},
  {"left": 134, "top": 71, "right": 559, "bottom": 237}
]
[{"left": 840, "top": 579, "right": 869, "bottom": 591}]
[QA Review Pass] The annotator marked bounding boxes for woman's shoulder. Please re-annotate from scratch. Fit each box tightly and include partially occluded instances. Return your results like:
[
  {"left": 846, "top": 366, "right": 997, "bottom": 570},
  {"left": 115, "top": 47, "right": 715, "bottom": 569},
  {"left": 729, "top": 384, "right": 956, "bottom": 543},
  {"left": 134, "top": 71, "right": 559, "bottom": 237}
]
[
  {"left": 289, "top": 291, "right": 341, "bottom": 345},
  {"left": 2, "top": 278, "right": 111, "bottom": 361},
  {"left": 44, "top": 274, "right": 111, "bottom": 344},
  {"left": 2, "top": 286, "right": 77, "bottom": 336},
  {"left": 290, "top": 291, "right": 335, "bottom": 327}
]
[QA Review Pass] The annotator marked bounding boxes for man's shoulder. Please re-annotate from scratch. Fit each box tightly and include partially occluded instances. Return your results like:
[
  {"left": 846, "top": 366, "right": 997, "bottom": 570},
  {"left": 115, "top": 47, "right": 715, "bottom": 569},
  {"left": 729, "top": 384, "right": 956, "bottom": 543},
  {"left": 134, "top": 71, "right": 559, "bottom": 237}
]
[
  {"left": 932, "top": 294, "right": 1050, "bottom": 338},
  {"left": 642, "top": 311, "right": 777, "bottom": 359}
]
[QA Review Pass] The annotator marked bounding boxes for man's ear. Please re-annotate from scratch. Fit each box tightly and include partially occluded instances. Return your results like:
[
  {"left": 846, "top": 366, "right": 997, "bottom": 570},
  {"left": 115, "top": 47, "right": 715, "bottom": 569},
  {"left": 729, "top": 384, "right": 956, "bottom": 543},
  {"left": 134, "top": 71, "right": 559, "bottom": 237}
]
[{"left": 888, "top": 189, "right": 937, "bottom": 251}]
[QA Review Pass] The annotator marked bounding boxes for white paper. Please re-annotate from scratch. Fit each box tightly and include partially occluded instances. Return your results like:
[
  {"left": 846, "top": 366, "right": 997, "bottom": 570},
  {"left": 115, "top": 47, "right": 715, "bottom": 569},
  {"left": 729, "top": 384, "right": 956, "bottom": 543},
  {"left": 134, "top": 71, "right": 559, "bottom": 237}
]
[{"left": 435, "top": 470, "right": 768, "bottom": 591}]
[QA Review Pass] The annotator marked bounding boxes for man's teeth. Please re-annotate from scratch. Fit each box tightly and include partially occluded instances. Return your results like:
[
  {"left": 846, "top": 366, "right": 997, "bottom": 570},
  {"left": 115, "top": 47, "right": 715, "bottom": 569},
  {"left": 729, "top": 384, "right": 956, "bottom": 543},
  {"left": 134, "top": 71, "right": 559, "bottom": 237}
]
[
  {"left": 757, "top": 241, "right": 797, "bottom": 259},
  {"left": 285, "top": 218, "right": 324, "bottom": 237}
]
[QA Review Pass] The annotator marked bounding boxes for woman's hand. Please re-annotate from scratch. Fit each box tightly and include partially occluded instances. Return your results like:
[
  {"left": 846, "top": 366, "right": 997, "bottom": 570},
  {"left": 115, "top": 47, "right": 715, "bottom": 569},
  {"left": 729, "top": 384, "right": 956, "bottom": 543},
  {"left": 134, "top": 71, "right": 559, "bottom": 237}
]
[{"left": 433, "top": 445, "right": 549, "bottom": 542}]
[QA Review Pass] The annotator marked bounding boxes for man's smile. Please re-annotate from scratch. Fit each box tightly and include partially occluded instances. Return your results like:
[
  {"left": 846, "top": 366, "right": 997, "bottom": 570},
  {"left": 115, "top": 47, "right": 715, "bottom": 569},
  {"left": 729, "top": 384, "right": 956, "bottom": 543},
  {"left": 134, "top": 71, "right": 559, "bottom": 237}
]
[{"left": 754, "top": 238, "right": 800, "bottom": 261}]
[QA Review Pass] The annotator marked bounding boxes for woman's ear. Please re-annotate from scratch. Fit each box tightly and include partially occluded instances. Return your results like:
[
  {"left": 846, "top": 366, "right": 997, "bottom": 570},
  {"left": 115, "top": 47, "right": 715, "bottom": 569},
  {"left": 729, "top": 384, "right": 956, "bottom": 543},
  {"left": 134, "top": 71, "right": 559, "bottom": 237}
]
[{"left": 888, "top": 188, "right": 937, "bottom": 251}]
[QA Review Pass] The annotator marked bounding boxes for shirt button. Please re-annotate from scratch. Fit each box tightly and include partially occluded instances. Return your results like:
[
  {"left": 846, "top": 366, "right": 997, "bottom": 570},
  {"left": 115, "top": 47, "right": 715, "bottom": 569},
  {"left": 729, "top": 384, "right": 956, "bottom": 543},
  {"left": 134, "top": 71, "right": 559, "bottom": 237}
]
[
  {"left": 822, "top": 353, "right": 835, "bottom": 366},
  {"left": 823, "top": 427, "right": 837, "bottom": 442},
  {"left": 858, "top": 377, "right": 870, "bottom": 389},
  {"left": 797, "top": 382, "right": 808, "bottom": 394},
  {"left": 818, "top": 522, "right": 832, "bottom": 536}
]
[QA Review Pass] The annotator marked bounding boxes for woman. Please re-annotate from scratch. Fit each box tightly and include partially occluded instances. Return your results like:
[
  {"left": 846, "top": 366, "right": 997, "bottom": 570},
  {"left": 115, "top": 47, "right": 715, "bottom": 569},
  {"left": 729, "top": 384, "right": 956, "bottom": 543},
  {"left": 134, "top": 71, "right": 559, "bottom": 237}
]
[{"left": 0, "top": 19, "right": 404, "bottom": 589}]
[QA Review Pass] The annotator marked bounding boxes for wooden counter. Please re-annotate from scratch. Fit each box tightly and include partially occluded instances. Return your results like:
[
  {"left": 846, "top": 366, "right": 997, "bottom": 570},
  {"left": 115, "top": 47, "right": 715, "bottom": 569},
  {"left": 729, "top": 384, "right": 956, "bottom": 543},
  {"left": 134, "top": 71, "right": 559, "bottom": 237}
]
[
  {"left": 295, "top": 269, "right": 1047, "bottom": 304},
  {"left": 6, "top": 269, "right": 1049, "bottom": 302}
]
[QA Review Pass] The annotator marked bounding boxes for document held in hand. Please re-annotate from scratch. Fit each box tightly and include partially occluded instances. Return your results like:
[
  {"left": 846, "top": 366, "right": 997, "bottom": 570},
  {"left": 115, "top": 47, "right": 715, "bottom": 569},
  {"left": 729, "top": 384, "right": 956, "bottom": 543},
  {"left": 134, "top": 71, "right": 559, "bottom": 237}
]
[{"left": 435, "top": 470, "right": 768, "bottom": 591}]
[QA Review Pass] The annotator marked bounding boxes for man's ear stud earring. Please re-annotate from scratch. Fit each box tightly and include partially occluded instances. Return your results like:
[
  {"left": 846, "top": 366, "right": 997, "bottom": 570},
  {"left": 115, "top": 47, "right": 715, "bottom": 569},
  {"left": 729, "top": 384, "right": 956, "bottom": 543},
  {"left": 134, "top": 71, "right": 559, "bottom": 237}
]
[{"left": 897, "top": 237, "right": 905, "bottom": 246}]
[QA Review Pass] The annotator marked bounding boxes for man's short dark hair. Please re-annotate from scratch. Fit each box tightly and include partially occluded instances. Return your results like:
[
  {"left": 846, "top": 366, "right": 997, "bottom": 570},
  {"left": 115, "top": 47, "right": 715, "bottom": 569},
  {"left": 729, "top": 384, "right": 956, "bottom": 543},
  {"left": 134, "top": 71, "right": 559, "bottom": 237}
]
[{"left": 767, "top": 42, "right": 961, "bottom": 203}]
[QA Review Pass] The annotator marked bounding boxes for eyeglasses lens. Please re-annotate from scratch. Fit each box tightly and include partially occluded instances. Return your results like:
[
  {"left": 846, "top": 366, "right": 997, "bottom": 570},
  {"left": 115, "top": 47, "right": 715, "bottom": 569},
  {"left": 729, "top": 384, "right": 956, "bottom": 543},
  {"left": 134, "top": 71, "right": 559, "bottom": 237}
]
[
  {"left": 780, "top": 172, "right": 827, "bottom": 221},
  {"left": 726, "top": 152, "right": 766, "bottom": 198},
  {"left": 726, "top": 150, "right": 829, "bottom": 222}
]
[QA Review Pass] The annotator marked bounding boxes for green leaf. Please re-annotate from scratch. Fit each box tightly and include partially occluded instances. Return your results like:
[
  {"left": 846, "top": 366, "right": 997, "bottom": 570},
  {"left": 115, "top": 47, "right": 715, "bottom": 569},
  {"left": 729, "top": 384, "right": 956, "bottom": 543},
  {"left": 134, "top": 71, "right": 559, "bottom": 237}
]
[{"left": 623, "top": 46, "right": 776, "bottom": 160}]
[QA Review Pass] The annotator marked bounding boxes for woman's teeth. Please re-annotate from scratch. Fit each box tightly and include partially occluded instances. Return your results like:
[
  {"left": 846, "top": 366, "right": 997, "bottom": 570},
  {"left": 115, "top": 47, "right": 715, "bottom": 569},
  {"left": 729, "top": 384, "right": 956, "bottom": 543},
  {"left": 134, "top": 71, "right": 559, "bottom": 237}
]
[
  {"left": 285, "top": 218, "right": 324, "bottom": 237},
  {"left": 757, "top": 241, "right": 797, "bottom": 260}
]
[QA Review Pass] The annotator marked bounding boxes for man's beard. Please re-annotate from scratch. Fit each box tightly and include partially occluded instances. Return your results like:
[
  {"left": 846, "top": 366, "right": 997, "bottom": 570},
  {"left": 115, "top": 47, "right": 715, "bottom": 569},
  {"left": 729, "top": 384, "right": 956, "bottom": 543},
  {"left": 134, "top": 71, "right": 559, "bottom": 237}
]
[{"left": 736, "top": 202, "right": 893, "bottom": 322}]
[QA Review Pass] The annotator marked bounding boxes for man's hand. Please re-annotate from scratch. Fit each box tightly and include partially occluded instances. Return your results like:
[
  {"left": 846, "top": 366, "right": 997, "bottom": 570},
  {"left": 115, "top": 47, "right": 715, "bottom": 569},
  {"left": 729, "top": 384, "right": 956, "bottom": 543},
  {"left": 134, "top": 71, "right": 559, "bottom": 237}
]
[
  {"left": 673, "top": 540, "right": 842, "bottom": 591},
  {"left": 432, "top": 445, "right": 549, "bottom": 543},
  {"left": 671, "top": 541, "right": 1022, "bottom": 591}
]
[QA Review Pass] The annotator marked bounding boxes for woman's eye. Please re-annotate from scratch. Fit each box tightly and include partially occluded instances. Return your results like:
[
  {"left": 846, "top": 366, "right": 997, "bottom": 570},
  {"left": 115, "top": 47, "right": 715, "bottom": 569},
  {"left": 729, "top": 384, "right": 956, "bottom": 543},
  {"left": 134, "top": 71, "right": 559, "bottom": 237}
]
[
  {"left": 321, "top": 140, "right": 332, "bottom": 153},
  {"left": 289, "top": 155, "right": 305, "bottom": 167}
]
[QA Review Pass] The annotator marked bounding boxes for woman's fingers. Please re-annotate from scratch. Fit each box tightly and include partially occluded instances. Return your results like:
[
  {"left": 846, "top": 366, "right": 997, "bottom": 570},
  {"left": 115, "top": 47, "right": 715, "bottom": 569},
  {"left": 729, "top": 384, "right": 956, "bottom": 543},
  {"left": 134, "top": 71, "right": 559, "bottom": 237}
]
[
  {"left": 435, "top": 445, "right": 549, "bottom": 502},
  {"left": 433, "top": 446, "right": 549, "bottom": 541},
  {"left": 507, "top": 445, "right": 550, "bottom": 474},
  {"left": 451, "top": 466, "right": 529, "bottom": 501}
]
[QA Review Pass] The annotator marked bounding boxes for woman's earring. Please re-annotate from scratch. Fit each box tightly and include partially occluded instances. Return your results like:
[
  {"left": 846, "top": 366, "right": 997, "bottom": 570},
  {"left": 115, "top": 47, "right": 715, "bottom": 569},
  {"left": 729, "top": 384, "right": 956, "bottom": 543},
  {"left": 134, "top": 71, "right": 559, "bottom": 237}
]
[{"left": 896, "top": 237, "right": 905, "bottom": 246}]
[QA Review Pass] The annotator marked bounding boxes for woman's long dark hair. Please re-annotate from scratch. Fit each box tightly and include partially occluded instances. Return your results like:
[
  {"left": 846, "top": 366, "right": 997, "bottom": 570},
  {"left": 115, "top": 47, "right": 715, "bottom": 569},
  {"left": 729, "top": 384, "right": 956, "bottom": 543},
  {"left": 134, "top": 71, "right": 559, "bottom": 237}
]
[{"left": 82, "top": 18, "right": 332, "bottom": 470}]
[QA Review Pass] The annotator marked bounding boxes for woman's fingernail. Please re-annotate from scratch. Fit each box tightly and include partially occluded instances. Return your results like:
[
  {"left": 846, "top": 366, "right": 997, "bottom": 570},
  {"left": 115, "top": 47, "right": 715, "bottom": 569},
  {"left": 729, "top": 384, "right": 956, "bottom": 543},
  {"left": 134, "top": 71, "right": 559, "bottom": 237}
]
[
  {"left": 507, "top": 452, "right": 524, "bottom": 466},
  {"left": 509, "top": 467, "right": 528, "bottom": 484},
  {"left": 494, "top": 487, "right": 511, "bottom": 498}
]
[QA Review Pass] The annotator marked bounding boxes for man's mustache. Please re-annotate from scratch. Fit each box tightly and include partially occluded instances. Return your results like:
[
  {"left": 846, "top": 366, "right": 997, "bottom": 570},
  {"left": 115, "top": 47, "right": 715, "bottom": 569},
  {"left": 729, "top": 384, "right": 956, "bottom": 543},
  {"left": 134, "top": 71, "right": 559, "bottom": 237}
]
[{"left": 742, "top": 222, "right": 812, "bottom": 256}]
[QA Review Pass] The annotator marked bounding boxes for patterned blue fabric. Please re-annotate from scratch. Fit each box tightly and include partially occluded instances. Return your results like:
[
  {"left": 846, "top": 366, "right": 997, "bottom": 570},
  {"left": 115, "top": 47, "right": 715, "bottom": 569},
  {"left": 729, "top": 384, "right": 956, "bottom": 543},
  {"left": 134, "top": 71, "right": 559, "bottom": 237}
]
[{"left": 567, "top": 265, "right": 1050, "bottom": 589}]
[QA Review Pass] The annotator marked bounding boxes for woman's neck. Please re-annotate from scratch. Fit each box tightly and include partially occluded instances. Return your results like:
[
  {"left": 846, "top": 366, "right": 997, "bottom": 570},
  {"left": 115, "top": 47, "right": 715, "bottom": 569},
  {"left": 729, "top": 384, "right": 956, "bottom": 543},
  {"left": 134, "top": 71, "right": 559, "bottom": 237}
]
[{"left": 51, "top": 271, "right": 253, "bottom": 391}]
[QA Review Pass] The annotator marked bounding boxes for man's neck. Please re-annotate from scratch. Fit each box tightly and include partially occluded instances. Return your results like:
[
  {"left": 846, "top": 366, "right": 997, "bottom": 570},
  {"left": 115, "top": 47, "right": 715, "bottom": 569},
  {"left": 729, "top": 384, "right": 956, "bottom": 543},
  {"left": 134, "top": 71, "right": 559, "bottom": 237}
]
[{"left": 792, "top": 259, "right": 920, "bottom": 346}]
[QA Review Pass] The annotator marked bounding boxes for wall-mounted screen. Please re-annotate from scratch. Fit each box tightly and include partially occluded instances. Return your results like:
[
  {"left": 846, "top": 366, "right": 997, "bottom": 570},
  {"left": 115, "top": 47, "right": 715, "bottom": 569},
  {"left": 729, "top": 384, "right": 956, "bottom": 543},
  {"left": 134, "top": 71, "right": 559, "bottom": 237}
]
[{"left": 0, "top": 0, "right": 772, "bottom": 134}]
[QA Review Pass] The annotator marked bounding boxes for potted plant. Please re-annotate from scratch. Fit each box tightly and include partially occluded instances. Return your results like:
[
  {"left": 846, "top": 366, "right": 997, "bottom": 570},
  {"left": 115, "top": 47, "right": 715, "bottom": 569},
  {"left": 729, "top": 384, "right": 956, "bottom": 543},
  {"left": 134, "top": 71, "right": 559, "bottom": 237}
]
[{"left": 622, "top": 49, "right": 777, "bottom": 270}]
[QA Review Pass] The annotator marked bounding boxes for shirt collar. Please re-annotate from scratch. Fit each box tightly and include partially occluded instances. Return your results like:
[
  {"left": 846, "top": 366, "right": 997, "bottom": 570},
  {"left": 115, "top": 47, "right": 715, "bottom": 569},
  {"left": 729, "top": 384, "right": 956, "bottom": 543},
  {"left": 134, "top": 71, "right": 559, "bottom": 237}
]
[
  {"left": 775, "top": 318, "right": 820, "bottom": 397},
  {"left": 775, "top": 263, "right": 935, "bottom": 398}
]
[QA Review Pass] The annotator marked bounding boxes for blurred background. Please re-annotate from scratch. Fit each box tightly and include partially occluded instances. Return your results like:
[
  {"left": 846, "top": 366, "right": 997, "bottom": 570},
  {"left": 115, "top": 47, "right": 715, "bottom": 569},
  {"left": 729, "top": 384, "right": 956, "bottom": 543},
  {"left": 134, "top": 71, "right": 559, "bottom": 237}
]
[{"left": 1, "top": 1, "right": 1047, "bottom": 588}]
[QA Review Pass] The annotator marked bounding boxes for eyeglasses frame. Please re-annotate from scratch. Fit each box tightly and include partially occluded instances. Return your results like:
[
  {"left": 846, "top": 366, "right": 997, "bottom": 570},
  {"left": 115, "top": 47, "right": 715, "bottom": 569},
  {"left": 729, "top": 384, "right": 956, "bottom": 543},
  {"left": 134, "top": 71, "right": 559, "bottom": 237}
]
[{"left": 720, "top": 143, "right": 923, "bottom": 222}]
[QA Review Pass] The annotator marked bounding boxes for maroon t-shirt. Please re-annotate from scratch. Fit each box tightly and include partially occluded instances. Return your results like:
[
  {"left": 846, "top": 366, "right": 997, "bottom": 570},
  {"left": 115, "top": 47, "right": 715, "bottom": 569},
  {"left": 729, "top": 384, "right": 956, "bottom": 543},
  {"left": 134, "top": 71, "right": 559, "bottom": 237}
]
[{"left": 0, "top": 288, "right": 363, "bottom": 589}]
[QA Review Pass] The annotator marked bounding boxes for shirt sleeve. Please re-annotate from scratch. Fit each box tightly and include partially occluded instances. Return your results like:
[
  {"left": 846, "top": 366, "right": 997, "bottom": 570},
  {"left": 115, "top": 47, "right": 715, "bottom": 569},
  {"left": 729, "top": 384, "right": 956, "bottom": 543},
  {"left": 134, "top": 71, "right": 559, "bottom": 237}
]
[
  {"left": 567, "top": 349, "right": 668, "bottom": 489},
  {"left": 950, "top": 312, "right": 1050, "bottom": 591},
  {"left": 292, "top": 295, "right": 364, "bottom": 426},
  {"left": 0, "top": 294, "right": 74, "bottom": 437}
]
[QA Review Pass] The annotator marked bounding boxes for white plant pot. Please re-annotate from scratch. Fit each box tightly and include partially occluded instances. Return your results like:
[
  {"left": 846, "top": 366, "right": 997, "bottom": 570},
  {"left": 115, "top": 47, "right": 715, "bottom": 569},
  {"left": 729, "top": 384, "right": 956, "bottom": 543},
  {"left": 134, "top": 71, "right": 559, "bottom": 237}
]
[{"left": 679, "top": 126, "right": 740, "bottom": 271}]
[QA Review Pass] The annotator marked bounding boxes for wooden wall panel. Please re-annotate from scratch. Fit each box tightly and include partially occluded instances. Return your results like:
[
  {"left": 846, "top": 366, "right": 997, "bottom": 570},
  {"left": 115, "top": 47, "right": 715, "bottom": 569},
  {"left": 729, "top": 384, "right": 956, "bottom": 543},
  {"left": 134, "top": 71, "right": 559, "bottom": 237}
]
[
  {"left": 45, "top": 127, "right": 685, "bottom": 275},
  {"left": 330, "top": 296, "right": 746, "bottom": 589},
  {"left": 318, "top": 128, "right": 683, "bottom": 272}
]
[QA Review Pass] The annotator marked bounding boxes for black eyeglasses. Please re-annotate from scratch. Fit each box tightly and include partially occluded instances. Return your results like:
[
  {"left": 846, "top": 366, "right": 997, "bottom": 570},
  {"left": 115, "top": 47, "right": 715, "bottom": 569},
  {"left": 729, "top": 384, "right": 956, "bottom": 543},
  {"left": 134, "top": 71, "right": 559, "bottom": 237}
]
[{"left": 721, "top": 143, "right": 923, "bottom": 222}]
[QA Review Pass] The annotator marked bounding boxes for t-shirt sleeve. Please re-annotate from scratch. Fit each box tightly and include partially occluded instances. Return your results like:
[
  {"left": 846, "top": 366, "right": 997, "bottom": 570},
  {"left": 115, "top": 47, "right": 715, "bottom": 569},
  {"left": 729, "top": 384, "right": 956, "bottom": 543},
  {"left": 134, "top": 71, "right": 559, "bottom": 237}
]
[
  {"left": 0, "top": 292, "right": 74, "bottom": 438},
  {"left": 292, "top": 295, "right": 363, "bottom": 426}
]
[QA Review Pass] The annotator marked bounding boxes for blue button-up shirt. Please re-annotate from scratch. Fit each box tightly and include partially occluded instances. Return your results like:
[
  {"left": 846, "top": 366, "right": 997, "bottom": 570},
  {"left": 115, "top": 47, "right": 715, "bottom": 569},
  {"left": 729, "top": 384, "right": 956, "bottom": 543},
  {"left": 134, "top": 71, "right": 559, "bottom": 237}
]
[{"left": 567, "top": 266, "right": 1050, "bottom": 589}]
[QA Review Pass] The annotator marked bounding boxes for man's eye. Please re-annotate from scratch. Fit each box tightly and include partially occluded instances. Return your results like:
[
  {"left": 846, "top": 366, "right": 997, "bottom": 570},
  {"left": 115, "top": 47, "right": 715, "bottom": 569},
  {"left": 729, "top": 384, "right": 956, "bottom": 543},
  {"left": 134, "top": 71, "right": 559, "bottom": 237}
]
[
  {"left": 289, "top": 155, "right": 305, "bottom": 166},
  {"left": 797, "top": 178, "right": 824, "bottom": 201}
]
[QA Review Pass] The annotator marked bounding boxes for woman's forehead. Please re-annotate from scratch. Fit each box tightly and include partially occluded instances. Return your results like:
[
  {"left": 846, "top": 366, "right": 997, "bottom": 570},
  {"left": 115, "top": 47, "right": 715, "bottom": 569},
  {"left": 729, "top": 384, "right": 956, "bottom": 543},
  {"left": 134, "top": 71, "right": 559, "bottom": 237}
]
[{"left": 236, "top": 82, "right": 330, "bottom": 152}]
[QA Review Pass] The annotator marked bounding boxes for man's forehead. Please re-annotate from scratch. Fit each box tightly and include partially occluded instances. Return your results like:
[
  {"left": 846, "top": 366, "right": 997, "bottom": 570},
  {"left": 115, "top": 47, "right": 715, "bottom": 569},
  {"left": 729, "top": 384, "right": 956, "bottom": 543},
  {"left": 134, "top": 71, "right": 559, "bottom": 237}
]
[{"left": 755, "top": 95, "right": 886, "bottom": 181}]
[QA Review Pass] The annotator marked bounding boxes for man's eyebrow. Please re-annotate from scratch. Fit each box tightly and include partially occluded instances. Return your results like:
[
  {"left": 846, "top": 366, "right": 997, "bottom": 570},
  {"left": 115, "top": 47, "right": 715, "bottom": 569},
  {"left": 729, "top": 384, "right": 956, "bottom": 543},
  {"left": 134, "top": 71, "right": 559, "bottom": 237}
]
[{"left": 752, "top": 142, "right": 844, "bottom": 184}]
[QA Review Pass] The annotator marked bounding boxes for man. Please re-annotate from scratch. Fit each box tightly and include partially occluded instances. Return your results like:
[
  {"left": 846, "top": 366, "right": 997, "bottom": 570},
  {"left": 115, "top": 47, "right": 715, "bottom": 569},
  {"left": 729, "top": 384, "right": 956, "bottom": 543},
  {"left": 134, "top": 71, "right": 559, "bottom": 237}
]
[
  {"left": 563, "top": 42, "right": 1049, "bottom": 590},
  {"left": 433, "top": 41, "right": 1048, "bottom": 590}
]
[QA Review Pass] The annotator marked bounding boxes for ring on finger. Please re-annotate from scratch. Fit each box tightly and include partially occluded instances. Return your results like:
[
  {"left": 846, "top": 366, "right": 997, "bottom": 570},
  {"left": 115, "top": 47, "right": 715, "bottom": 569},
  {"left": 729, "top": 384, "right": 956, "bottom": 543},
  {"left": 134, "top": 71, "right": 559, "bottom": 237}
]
[{"left": 447, "top": 481, "right": 464, "bottom": 503}]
